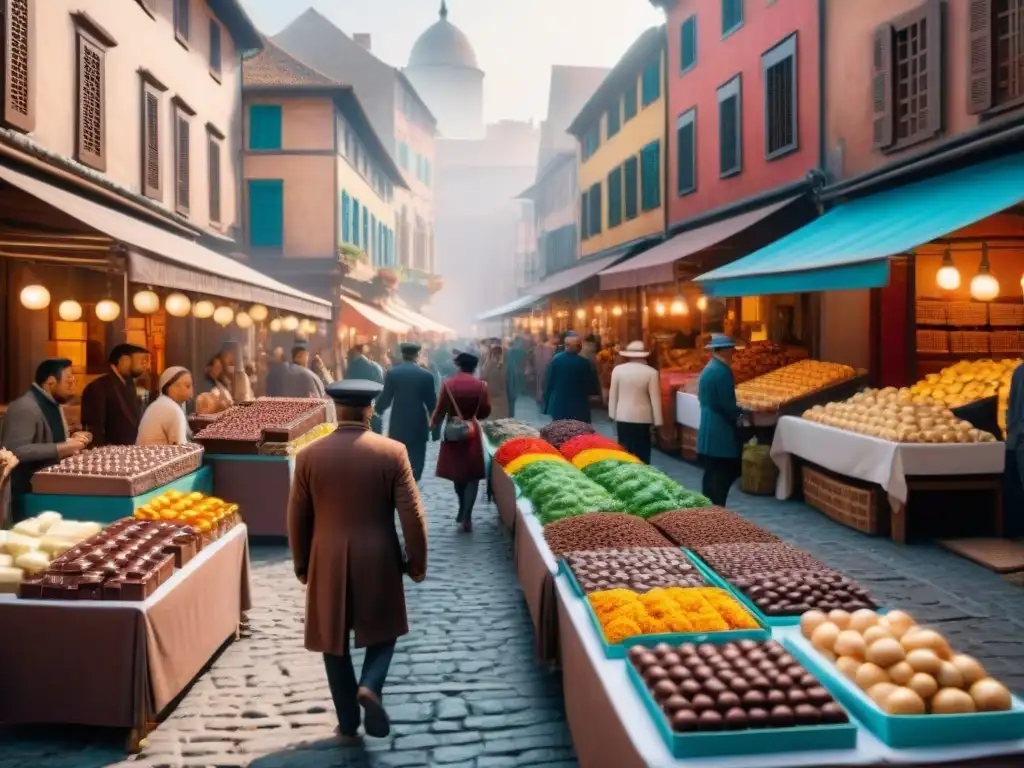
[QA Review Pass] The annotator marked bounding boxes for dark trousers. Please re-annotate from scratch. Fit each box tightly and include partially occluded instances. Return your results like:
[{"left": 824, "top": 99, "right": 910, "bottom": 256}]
[
  {"left": 616, "top": 421, "right": 653, "bottom": 464},
  {"left": 700, "top": 456, "right": 742, "bottom": 507},
  {"left": 453, "top": 480, "right": 480, "bottom": 523},
  {"left": 323, "top": 641, "right": 396, "bottom": 735}
]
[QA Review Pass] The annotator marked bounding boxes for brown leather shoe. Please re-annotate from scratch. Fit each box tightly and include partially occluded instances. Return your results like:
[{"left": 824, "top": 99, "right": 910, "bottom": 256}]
[
  {"left": 334, "top": 726, "right": 363, "bottom": 747},
  {"left": 357, "top": 686, "right": 391, "bottom": 738}
]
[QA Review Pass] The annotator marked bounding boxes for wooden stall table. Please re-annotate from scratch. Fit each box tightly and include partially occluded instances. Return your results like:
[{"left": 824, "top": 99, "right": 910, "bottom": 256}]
[
  {"left": 554, "top": 575, "right": 1024, "bottom": 768},
  {"left": 771, "top": 417, "right": 1006, "bottom": 543},
  {"left": 0, "top": 524, "right": 251, "bottom": 750},
  {"left": 513, "top": 499, "right": 559, "bottom": 665},
  {"left": 490, "top": 461, "right": 518, "bottom": 533},
  {"left": 206, "top": 455, "right": 293, "bottom": 538}
]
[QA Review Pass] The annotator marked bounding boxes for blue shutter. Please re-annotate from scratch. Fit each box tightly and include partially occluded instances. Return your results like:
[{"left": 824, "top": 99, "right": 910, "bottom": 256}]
[
  {"left": 247, "top": 180, "right": 284, "bottom": 247},
  {"left": 608, "top": 167, "right": 623, "bottom": 228},
  {"left": 641, "top": 141, "right": 661, "bottom": 211},
  {"left": 370, "top": 214, "right": 377, "bottom": 264},
  {"left": 641, "top": 61, "right": 661, "bottom": 106},
  {"left": 606, "top": 104, "right": 621, "bottom": 139},
  {"left": 624, "top": 83, "right": 638, "bottom": 121},
  {"left": 624, "top": 156, "right": 639, "bottom": 220},
  {"left": 363, "top": 213, "right": 369, "bottom": 259},
  {"left": 341, "top": 191, "right": 350, "bottom": 243},
  {"left": 681, "top": 16, "right": 697, "bottom": 72},
  {"left": 248, "top": 105, "right": 282, "bottom": 150},
  {"left": 352, "top": 199, "right": 360, "bottom": 246}
]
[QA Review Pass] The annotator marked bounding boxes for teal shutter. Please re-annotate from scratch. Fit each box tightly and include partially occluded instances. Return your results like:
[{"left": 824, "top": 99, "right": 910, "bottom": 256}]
[
  {"left": 248, "top": 105, "right": 282, "bottom": 150},
  {"left": 341, "top": 191, "right": 350, "bottom": 242},
  {"left": 607, "top": 104, "right": 621, "bottom": 139},
  {"left": 363, "top": 211, "right": 369, "bottom": 255},
  {"left": 641, "top": 141, "right": 661, "bottom": 211},
  {"left": 608, "top": 167, "right": 623, "bottom": 228},
  {"left": 624, "top": 83, "right": 638, "bottom": 121},
  {"left": 681, "top": 16, "right": 697, "bottom": 72},
  {"left": 580, "top": 191, "right": 588, "bottom": 239},
  {"left": 589, "top": 182, "right": 602, "bottom": 235},
  {"left": 352, "top": 199, "right": 360, "bottom": 246},
  {"left": 247, "top": 180, "right": 284, "bottom": 247},
  {"left": 722, "top": 0, "right": 743, "bottom": 35},
  {"left": 624, "top": 156, "right": 639, "bottom": 220},
  {"left": 641, "top": 61, "right": 661, "bottom": 106},
  {"left": 399, "top": 143, "right": 409, "bottom": 169},
  {"left": 370, "top": 214, "right": 377, "bottom": 264}
]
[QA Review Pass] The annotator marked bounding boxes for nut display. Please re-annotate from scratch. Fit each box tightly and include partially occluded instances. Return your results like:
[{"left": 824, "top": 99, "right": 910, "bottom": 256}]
[
  {"left": 803, "top": 387, "right": 998, "bottom": 443},
  {"left": 542, "top": 512, "right": 673, "bottom": 557},
  {"left": 565, "top": 548, "right": 706, "bottom": 594},
  {"left": 800, "top": 609, "right": 1013, "bottom": 714},
  {"left": 17, "top": 518, "right": 201, "bottom": 601},
  {"left": 194, "top": 399, "right": 326, "bottom": 447},
  {"left": 736, "top": 360, "right": 857, "bottom": 412},
  {"left": 134, "top": 489, "right": 241, "bottom": 536},
  {"left": 0, "top": 514, "right": 102, "bottom": 593},
  {"left": 650, "top": 508, "right": 781, "bottom": 549},
  {"left": 629, "top": 640, "right": 849, "bottom": 731},
  {"left": 729, "top": 571, "right": 876, "bottom": 616},
  {"left": 31, "top": 445, "right": 204, "bottom": 497},
  {"left": 695, "top": 543, "right": 831, "bottom": 576},
  {"left": 589, "top": 587, "right": 760, "bottom": 644}
]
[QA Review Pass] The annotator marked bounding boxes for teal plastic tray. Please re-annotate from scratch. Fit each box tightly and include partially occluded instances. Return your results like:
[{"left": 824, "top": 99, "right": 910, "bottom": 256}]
[
  {"left": 625, "top": 639, "right": 858, "bottom": 758},
  {"left": 561, "top": 563, "right": 770, "bottom": 659},
  {"left": 784, "top": 634, "right": 1024, "bottom": 749},
  {"left": 687, "top": 550, "right": 886, "bottom": 629}
]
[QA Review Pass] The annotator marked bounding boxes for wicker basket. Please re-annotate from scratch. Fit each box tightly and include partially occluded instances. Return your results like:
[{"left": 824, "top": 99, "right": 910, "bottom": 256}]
[
  {"left": 946, "top": 301, "right": 988, "bottom": 327},
  {"left": 801, "top": 465, "right": 883, "bottom": 534},
  {"left": 915, "top": 300, "right": 947, "bottom": 326},
  {"left": 741, "top": 443, "right": 777, "bottom": 495},
  {"left": 916, "top": 329, "right": 949, "bottom": 354},
  {"left": 988, "top": 303, "right": 1024, "bottom": 327},
  {"left": 949, "top": 331, "right": 990, "bottom": 355},
  {"left": 681, "top": 426, "right": 698, "bottom": 462},
  {"left": 990, "top": 330, "right": 1022, "bottom": 355}
]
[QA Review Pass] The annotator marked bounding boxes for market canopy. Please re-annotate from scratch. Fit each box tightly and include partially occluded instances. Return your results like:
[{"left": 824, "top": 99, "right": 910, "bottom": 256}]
[
  {"left": 0, "top": 164, "right": 332, "bottom": 319},
  {"left": 476, "top": 293, "right": 541, "bottom": 322},
  {"left": 599, "top": 197, "right": 799, "bottom": 290},
  {"left": 383, "top": 299, "right": 454, "bottom": 335},
  {"left": 695, "top": 153, "right": 1024, "bottom": 298},
  {"left": 339, "top": 295, "right": 410, "bottom": 334}
]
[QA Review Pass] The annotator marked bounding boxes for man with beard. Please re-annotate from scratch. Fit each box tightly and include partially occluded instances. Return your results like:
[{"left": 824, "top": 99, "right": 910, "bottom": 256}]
[
  {"left": 81, "top": 343, "right": 149, "bottom": 446},
  {"left": 1, "top": 359, "right": 92, "bottom": 494}
]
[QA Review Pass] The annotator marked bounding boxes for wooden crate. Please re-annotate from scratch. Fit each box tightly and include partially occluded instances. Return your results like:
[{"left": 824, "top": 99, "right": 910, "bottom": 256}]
[
  {"left": 680, "top": 426, "right": 698, "bottom": 462},
  {"left": 801, "top": 465, "right": 884, "bottom": 535},
  {"left": 949, "top": 331, "right": 990, "bottom": 355},
  {"left": 946, "top": 301, "right": 988, "bottom": 326},
  {"left": 914, "top": 300, "right": 947, "bottom": 326},
  {"left": 990, "top": 330, "right": 1021, "bottom": 356},
  {"left": 988, "top": 303, "right": 1024, "bottom": 327},
  {"left": 916, "top": 329, "right": 949, "bottom": 354}
]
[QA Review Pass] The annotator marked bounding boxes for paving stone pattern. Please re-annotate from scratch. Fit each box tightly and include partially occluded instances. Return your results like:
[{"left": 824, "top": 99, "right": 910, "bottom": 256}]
[{"left": 4, "top": 397, "right": 1023, "bottom": 768}]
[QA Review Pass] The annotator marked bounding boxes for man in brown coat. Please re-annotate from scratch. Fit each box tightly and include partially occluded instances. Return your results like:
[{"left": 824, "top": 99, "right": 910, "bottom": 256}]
[{"left": 287, "top": 379, "right": 427, "bottom": 745}]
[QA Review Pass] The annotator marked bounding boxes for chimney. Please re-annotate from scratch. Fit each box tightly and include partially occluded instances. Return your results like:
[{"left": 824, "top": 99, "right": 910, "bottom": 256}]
[{"left": 354, "top": 33, "right": 372, "bottom": 51}]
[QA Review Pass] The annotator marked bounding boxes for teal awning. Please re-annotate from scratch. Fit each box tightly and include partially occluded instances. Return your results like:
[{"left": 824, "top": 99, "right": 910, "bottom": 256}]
[{"left": 695, "top": 153, "right": 1024, "bottom": 297}]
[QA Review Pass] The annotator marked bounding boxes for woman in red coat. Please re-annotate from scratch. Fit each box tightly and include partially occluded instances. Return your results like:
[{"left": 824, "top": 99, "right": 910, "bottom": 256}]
[{"left": 430, "top": 351, "right": 491, "bottom": 532}]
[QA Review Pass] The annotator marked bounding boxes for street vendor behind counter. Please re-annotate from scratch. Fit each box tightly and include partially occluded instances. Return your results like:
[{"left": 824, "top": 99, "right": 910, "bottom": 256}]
[{"left": 0, "top": 358, "right": 93, "bottom": 494}]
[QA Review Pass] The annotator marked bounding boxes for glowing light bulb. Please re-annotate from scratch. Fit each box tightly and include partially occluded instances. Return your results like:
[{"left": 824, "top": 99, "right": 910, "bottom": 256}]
[
  {"left": 670, "top": 297, "right": 685, "bottom": 315},
  {"left": 95, "top": 299, "right": 121, "bottom": 322},
  {"left": 132, "top": 290, "right": 160, "bottom": 315},
  {"left": 213, "top": 306, "right": 235, "bottom": 327},
  {"left": 936, "top": 252, "right": 961, "bottom": 291},
  {"left": 270, "top": 318, "right": 283, "bottom": 332},
  {"left": 696, "top": 296, "right": 708, "bottom": 311},
  {"left": 193, "top": 300, "right": 215, "bottom": 319},
  {"left": 283, "top": 315, "right": 299, "bottom": 331},
  {"left": 970, "top": 272, "right": 999, "bottom": 302},
  {"left": 165, "top": 293, "right": 192, "bottom": 317},
  {"left": 235, "top": 311, "right": 253, "bottom": 329},
  {"left": 249, "top": 304, "right": 268, "bottom": 322},
  {"left": 612, "top": 306, "right": 623, "bottom": 317},
  {"left": 655, "top": 302, "right": 666, "bottom": 316},
  {"left": 58, "top": 300, "right": 82, "bottom": 321},
  {"left": 20, "top": 285, "right": 50, "bottom": 310}
]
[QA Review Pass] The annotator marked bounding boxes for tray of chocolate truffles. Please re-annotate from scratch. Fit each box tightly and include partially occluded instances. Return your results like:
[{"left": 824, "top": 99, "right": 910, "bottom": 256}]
[
  {"left": 561, "top": 548, "right": 707, "bottom": 596},
  {"left": 17, "top": 518, "right": 202, "bottom": 601},
  {"left": 31, "top": 445, "right": 205, "bottom": 497},
  {"left": 194, "top": 399, "right": 326, "bottom": 454},
  {"left": 689, "top": 543, "right": 878, "bottom": 626},
  {"left": 626, "top": 639, "right": 856, "bottom": 758}
]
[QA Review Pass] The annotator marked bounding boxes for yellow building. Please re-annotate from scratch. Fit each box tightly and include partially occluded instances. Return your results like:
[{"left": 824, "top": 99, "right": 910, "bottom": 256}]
[{"left": 568, "top": 26, "right": 666, "bottom": 260}]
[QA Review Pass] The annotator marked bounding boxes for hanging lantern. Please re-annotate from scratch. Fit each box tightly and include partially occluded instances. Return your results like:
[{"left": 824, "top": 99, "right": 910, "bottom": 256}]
[
  {"left": 612, "top": 305, "right": 623, "bottom": 317},
  {"left": 19, "top": 284, "right": 50, "bottom": 310},
  {"left": 269, "top": 318, "right": 283, "bottom": 332},
  {"left": 58, "top": 300, "right": 83, "bottom": 321},
  {"left": 132, "top": 289, "right": 160, "bottom": 315},
  {"left": 969, "top": 246, "right": 999, "bottom": 302},
  {"left": 95, "top": 299, "right": 121, "bottom": 322},
  {"left": 575, "top": 308, "right": 586, "bottom": 320},
  {"left": 249, "top": 304, "right": 269, "bottom": 322},
  {"left": 236, "top": 311, "right": 253, "bottom": 329},
  {"left": 593, "top": 305, "right": 603, "bottom": 314},
  {"left": 936, "top": 249, "right": 961, "bottom": 291},
  {"left": 213, "top": 306, "right": 235, "bottom": 327},
  {"left": 670, "top": 296, "right": 685, "bottom": 315},
  {"left": 164, "top": 293, "right": 192, "bottom": 318},
  {"left": 654, "top": 301, "right": 666, "bottom": 316},
  {"left": 696, "top": 296, "right": 708, "bottom": 312},
  {"left": 193, "top": 300, "right": 215, "bottom": 319},
  {"left": 283, "top": 315, "right": 300, "bottom": 331}
]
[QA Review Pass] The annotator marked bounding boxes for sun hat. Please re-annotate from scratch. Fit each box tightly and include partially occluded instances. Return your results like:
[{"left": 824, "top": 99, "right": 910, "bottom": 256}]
[
  {"left": 619, "top": 341, "right": 651, "bottom": 358},
  {"left": 705, "top": 333, "right": 737, "bottom": 351}
]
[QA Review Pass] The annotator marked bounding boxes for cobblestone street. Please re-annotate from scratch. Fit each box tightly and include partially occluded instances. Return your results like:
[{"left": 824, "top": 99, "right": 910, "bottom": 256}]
[{"left": 2, "top": 400, "right": 1022, "bottom": 768}]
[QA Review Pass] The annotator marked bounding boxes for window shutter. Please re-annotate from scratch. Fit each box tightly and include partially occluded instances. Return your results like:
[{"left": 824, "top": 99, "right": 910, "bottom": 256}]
[
  {"left": 3, "top": 0, "right": 34, "bottom": 132},
  {"left": 175, "top": 114, "right": 190, "bottom": 214},
  {"left": 580, "top": 191, "right": 588, "bottom": 238},
  {"left": 341, "top": 191, "right": 350, "bottom": 243},
  {"left": 681, "top": 16, "right": 697, "bottom": 72},
  {"left": 624, "top": 156, "right": 639, "bottom": 220},
  {"left": 352, "top": 200, "right": 360, "bottom": 246},
  {"left": 76, "top": 34, "right": 105, "bottom": 171},
  {"left": 871, "top": 23, "right": 894, "bottom": 149},
  {"left": 247, "top": 180, "right": 283, "bottom": 248},
  {"left": 174, "top": 0, "right": 189, "bottom": 44},
  {"left": 208, "top": 137, "right": 221, "bottom": 224},
  {"left": 590, "top": 183, "right": 602, "bottom": 234},
  {"left": 209, "top": 20, "right": 221, "bottom": 78},
  {"left": 921, "top": 0, "right": 943, "bottom": 136},
  {"left": 967, "top": 0, "right": 993, "bottom": 114},
  {"left": 142, "top": 88, "right": 160, "bottom": 199},
  {"left": 676, "top": 110, "right": 696, "bottom": 195},
  {"left": 719, "top": 96, "right": 738, "bottom": 175}
]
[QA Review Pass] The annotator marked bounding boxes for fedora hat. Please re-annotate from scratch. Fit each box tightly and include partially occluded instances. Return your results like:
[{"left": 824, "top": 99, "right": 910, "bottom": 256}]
[
  {"left": 619, "top": 341, "right": 651, "bottom": 358},
  {"left": 705, "top": 333, "right": 737, "bottom": 351}
]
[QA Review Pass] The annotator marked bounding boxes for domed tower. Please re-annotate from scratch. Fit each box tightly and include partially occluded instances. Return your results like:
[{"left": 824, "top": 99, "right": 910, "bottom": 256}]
[{"left": 404, "top": 1, "right": 484, "bottom": 139}]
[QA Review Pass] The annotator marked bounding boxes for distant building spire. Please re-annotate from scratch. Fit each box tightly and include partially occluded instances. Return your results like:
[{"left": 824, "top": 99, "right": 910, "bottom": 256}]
[{"left": 440, "top": 0, "right": 448, "bottom": 20}]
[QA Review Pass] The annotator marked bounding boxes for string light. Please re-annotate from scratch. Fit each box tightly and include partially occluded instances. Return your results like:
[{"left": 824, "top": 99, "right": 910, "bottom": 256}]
[
  {"left": 95, "top": 299, "right": 121, "bottom": 322},
  {"left": 20, "top": 285, "right": 50, "bottom": 310},
  {"left": 612, "top": 305, "right": 623, "bottom": 317},
  {"left": 132, "top": 289, "right": 160, "bottom": 315},
  {"left": 235, "top": 311, "right": 253, "bottom": 329},
  {"left": 936, "top": 249, "right": 961, "bottom": 291},
  {"left": 969, "top": 246, "right": 999, "bottom": 302},
  {"left": 165, "top": 293, "right": 192, "bottom": 317},
  {"left": 654, "top": 301, "right": 666, "bottom": 316},
  {"left": 283, "top": 315, "right": 300, "bottom": 331},
  {"left": 269, "top": 318, "right": 283, "bottom": 332},
  {"left": 58, "top": 300, "right": 83, "bottom": 321},
  {"left": 670, "top": 296, "right": 685, "bottom": 315},
  {"left": 213, "top": 306, "right": 235, "bottom": 327},
  {"left": 193, "top": 300, "right": 215, "bottom": 319},
  {"left": 696, "top": 296, "right": 708, "bottom": 311},
  {"left": 249, "top": 304, "right": 269, "bottom": 322}
]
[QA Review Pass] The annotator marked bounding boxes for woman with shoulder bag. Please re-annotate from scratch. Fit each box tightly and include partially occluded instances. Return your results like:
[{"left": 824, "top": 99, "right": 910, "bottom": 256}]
[{"left": 430, "top": 351, "right": 492, "bottom": 532}]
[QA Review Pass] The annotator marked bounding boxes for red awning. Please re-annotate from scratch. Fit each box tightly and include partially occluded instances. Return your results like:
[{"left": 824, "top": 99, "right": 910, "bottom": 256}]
[{"left": 339, "top": 296, "right": 410, "bottom": 334}]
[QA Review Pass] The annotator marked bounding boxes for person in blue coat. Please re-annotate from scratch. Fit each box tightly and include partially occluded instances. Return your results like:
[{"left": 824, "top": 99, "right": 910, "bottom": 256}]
[
  {"left": 697, "top": 334, "right": 748, "bottom": 506},
  {"left": 543, "top": 332, "right": 600, "bottom": 423},
  {"left": 374, "top": 343, "right": 439, "bottom": 482},
  {"left": 345, "top": 345, "right": 385, "bottom": 434}
]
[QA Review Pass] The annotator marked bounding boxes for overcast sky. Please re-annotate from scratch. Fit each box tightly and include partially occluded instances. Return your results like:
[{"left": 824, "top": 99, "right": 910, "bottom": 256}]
[{"left": 240, "top": 0, "right": 665, "bottom": 123}]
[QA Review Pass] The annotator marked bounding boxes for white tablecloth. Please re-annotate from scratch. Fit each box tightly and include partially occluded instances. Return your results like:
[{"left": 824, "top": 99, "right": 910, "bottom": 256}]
[
  {"left": 675, "top": 391, "right": 701, "bottom": 429},
  {"left": 770, "top": 416, "right": 1006, "bottom": 506}
]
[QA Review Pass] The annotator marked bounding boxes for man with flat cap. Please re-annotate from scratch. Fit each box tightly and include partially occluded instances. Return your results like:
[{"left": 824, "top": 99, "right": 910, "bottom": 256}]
[
  {"left": 374, "top": 342, "right": 439, "bottom": 482},
  {"left": 288, "top": 379, "right": 427, "bottom": 745},
  {"left": 81, "top": 343, "right": 149, "bottom": 446}
]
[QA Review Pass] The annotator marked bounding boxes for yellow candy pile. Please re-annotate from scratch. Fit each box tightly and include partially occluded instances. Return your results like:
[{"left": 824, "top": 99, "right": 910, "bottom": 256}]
[{"left": 135, "top": 490, "right": 239, "bottom": 534}]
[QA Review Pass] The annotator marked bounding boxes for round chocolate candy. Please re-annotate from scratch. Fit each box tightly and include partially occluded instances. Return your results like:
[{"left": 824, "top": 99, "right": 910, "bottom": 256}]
[
  {"left": 704, "top": 678, "right": 726, "bottom": 696},
  {"left": 805, "top": 686, "right": 831, "bottom": 706},
  {"left": 769, "top": 705, "right": 794, "bottom": 727},
  {"left": 692, "top": 665, "right": 714, "bottom": 681},
  {"left": 724, "top": 707, "right": 748, "bottom": 729},
  {"left": 645, "top": 665, "right": 669, "bottom": 684},
  {"left": 788, "top": 689, "right": 808, "bottom": 706},
  {"left": 716, "top": 691, "right": 741, "bottom": 712},
  {"left": 652, "top": 679, "right": 677, "bottom": 701},
  {"left": 729, "top": 677, "right": 750, "bottom": 694},
  {"left": 690, "top": 694, "right": 715, "bottom": 713},
  {"left": 747, "top": 707, "right": 769, "bottom": 728},
  {"left": 697, "top": 710, "right": 723, "bottom": 731},
  {"left": 766, "top": 689, "right": 786, "bottom": 705},
  {"left": 667, "top": 665, "right": 691, "bottom": 683},
  {"left": 794, "top": 704, "right": 820, "bottom": 725},
  {"left": 660, "top": 652, "right": 682, "bottom": 668},
  {"left": 671, "top": 709, "right": 699, "bottom": 732},
  {"left": 663, "top": 694, "right": 691, "bottom": 714},
  {"left": 820, "top": 702, "right": 848, "bottom": 723},
  {"left": 742, "top": 689, "right": 766, "bottom": 707}
]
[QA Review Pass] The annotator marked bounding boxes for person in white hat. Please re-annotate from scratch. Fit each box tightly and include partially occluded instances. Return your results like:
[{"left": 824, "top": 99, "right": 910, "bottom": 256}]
[
  {"left": 608, "top": 341, "right": 663, "bottom": 464},
  {"left": 137, "top": 366, "right": 194, "bottom": 445}
]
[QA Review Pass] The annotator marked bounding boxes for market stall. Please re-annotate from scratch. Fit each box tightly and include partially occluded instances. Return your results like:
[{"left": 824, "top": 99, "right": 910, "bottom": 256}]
[{"left": 0, "top": 500, "right": 249, "bottom": 751}]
